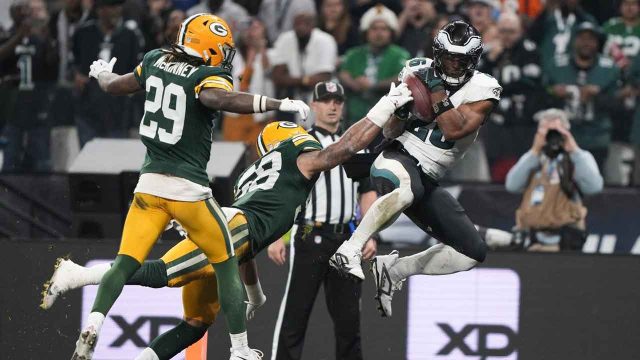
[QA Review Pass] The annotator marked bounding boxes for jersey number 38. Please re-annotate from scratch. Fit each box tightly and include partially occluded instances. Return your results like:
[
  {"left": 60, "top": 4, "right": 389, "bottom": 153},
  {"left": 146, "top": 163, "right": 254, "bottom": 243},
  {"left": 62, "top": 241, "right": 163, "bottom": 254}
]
[
  {"left": 139, "top": 75, "right": 187, "bottom": 144},
  {"left": 235, "top": 152, "right": 283, "bottom": 199}
]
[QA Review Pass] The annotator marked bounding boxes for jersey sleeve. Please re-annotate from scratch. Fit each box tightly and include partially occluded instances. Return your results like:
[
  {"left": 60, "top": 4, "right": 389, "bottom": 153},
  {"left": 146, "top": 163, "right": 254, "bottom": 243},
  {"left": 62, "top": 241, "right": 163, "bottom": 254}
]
[
  {"left": 467, "top": 73, "right": 503, "bottom": 102},
  {"left": 133, "top": 49, "right": 162, "bottom": 88},
  {"left": 292, "top": 133, "right": 323, "bottom": 152},
  {"left": 194, "top": 67, "right": 234, "bottom": 96}
]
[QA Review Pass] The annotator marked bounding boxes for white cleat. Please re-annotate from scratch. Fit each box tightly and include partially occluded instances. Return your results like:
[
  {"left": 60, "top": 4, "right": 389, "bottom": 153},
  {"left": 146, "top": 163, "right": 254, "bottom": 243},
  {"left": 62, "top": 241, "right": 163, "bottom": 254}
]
[
  {"left": 41, "top": 258, "right": 83, "bottom": 310},
  {"left": 230, "top": 347, "right": 264, "bottom": 360},
  {"left": 329, "top": 241, "right": 365, "bottom": 280},
  {"left": 71, "top": 326, "right": 99, "bottom": 360},
  {"left": 370, "top": 250, "right": 404, "bottom": 317}
]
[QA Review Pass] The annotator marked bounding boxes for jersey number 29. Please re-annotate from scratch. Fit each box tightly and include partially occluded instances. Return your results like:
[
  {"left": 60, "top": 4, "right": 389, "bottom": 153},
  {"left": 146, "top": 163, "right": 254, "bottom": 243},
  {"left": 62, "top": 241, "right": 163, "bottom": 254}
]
[{"left": 140, "top": 75, "right": 186, "bottom": 144}]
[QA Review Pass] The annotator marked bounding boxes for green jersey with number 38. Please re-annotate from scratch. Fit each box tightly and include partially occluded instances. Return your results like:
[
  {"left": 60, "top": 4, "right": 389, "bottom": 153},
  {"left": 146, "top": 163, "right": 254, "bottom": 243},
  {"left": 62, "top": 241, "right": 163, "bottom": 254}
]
[
  {"left": 133, "top": 48, "right": 233, "bottom": 186},
  {"left": 232, "top": 135, "right": 323, "bottom": 254}
]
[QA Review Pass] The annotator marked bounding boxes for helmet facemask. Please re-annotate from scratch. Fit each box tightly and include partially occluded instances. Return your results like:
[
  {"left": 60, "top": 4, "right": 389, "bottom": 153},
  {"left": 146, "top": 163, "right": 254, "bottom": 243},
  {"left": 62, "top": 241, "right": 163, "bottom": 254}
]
[{"left": 432, "top": 21, "right": 483, "bottom": 86}]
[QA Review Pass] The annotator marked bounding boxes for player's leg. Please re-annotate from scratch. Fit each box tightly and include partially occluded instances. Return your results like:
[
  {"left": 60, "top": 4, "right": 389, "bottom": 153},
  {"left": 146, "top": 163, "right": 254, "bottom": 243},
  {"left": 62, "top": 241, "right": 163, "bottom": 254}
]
[
  {"left": 42, "top": 215, "right": 252, "bottom": 310},
  {"left": 171, "top": 198, "right": 253, "bottom": 356},
  {"left": 331, "top": 149, "right": 424, "bottom": 279},
  {"left": 371, "top": 184, "right": 486, "bottom": 317},
  {"left": 73, "top": 193, "right": 171, "bottom": 359},
  {"left": 136, "top": 277, "right": 218, "bottom": 360},
  {"left": 324, "top": 257, "right": 363, "bottom": 360},
  {"left": 272, "top": 228, "right": 326, "bottom": 360}
]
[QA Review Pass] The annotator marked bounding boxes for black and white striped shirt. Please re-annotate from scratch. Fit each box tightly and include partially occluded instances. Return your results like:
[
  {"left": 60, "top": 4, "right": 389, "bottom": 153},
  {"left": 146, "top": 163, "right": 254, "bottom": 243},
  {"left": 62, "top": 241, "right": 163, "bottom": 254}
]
[{"left": 300, "top": 126, "right": 367, "bottom": 225}]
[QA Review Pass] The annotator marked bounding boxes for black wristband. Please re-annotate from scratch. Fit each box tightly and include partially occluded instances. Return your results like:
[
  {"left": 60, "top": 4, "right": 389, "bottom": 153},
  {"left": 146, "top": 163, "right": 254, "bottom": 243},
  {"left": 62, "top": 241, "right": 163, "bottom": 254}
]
[{"left": 432, "top": 97, "right": 454, "bottom": 117}]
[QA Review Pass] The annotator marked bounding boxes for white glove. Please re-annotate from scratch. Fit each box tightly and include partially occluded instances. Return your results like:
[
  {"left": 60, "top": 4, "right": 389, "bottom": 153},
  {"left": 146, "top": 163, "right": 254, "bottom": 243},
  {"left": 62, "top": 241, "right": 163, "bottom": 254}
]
[
  {"left": 245, "top": 294, "right": 267, "bottom": 321},
  {"left": 366, "top": 82, "right": 413, "bottom": 127},
  {"left": 278, "top": 98, "right": 311, "bottom": 120},
  {"left": 89, "top": 57, "right": 117, "bottom": 79}
]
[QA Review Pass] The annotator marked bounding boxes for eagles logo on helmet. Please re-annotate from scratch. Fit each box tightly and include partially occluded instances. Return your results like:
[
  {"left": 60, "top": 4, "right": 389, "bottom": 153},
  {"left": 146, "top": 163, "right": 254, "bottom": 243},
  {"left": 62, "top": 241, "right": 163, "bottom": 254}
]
[{"left": 432, "top": 20, "right": 483, "bottom": 86}]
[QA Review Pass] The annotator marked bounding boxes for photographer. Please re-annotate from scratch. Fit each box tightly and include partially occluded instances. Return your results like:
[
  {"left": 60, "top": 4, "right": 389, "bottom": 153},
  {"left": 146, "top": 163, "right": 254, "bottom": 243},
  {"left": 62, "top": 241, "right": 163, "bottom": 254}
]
[{"left": 505, "top": 109, "right": 603, "bottom": 251}]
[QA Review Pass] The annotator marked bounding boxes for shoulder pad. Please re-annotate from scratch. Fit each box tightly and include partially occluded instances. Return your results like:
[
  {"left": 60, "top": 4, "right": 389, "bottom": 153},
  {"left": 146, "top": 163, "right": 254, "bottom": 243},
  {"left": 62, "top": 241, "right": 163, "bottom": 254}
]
[
  {"left": 523, "top": 39, "right": 537, "bottom": 52},
  {"left": 292, "top": 134, "right": 322, "bottom": 151},
  {"left": 455, "top": 71, "right": 502, "bottom": 103},
  {"left": 598, "top": 56, "right": 615, "bottom": 68}
]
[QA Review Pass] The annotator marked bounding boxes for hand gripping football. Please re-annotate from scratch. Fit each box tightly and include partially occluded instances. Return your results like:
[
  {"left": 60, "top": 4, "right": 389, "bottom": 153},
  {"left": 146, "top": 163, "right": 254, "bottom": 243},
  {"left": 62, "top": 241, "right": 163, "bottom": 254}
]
[{"left": 404, "top": 72, "right": 434, "bottom": 123}]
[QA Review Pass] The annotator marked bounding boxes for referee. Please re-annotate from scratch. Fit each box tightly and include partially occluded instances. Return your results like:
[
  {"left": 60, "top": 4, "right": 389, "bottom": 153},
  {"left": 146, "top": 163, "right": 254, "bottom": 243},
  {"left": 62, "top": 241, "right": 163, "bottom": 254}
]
[{"left": 268, "top": 81, "right": 377, "bottom": 360}]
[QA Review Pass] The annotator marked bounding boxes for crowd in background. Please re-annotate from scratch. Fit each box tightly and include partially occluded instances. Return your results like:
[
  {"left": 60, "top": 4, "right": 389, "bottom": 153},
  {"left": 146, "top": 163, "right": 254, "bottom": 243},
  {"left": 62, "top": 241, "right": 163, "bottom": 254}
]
[{"left": 1, "top": 0, "right": 639, "bottom": 186}]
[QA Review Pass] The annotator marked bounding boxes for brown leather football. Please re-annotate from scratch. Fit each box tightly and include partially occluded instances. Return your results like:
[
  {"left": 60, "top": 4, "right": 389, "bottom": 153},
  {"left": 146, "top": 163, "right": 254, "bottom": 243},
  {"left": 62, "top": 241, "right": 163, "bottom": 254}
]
[{"left": 404, "top": 72, "right": 434, "bottom": 123}]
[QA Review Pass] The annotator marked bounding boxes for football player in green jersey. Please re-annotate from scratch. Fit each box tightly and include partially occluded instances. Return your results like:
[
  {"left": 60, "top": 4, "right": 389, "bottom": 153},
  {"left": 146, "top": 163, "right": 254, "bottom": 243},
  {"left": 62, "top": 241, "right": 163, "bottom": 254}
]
[
  {"left": 69, "top": 13, "right": 312, "bottom": 360},
  {"left": 42, "top": 82, "right": 413, "bottom": 360}
]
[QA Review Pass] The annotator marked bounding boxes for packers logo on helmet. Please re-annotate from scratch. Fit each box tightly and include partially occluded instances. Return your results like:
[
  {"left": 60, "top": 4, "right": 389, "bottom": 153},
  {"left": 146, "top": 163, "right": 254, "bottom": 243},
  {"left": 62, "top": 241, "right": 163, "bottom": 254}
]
[
  {"left": 257, "top": 121, "right": 309, "bottom": 157},
  {"left": 176, "top": 13, "right": 236, "bottom": 69}
]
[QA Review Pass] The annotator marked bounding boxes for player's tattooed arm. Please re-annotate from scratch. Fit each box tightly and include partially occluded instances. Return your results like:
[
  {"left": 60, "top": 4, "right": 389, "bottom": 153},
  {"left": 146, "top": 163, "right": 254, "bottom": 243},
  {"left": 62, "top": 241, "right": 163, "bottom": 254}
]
[
  {"left": 382, "top": 115, "right": 407, "bottom": 139},
  {"left": 431, "top": 91, "right": 495, "bottom": 140},
  {"left": 297, "top": 118, "right": 382, "bottom": 179},
  {"left": 96, "top": 72, "right": 143, "bottom": 95}
]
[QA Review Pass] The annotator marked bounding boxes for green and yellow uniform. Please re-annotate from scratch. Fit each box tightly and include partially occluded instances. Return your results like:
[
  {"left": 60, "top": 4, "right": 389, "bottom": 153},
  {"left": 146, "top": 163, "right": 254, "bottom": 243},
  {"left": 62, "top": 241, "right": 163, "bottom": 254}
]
[
  {"left": 158, "top": 136, "right": 322, "bottom": 323},
  {"left": 603, "top": 18, "right": 640, "bottom": 63},
  {"left": 119, "top": 48, "right": 235, "bottom": 265},
  {"left": 545, "top": 56, "right": 621, "bottom": 152}
]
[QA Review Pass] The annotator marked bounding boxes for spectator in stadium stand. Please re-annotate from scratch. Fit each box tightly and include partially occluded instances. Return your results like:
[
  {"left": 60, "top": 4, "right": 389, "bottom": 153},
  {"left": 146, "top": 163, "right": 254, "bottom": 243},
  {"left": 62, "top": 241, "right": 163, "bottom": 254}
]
[
  {"left": 545, "top": 22, "right": 622, "bottom": 171},
  {"left": 258, "top": 0, "right": 316, "bottom": 43},
  {"left": 270, "top": 9, "right": 337, "bottom": 125},
  {"left": 318, "top": 0, "right": 361, "bottom": 56},
  {"left": 137, "top": 0, "right": 173, "bottom": 52},
  {"left": 628, "top": 55, "right": 640, "bottom": 185},
  {"left": 397, "top": 0, "right": 437, "bottom": 58},
  {"left": 435, "top": 0, "right": 464, "bottom": 16},
  {"left": 465, "top": 0, "right": 498, "bottom": 43},
  {"left": 72, "top": 0, "right": 144, "bottom": 147},
  {"left": 161, "top": 9, "right": 186, "bottom": 47},
  {"left": 339, "top": 5, "right": 409, "bottom": 130},
  {"left": 478, "top": 12, "right": 544, "bottom": 182},
  {"left": 50, "top": 0, "right": 90, "bottom": 87},
  {"left": 267, "top": 81, "right": 377, "bottom": 360},
  {"left": 223, "top": 18, "right": 274, "bottom": 161},
  {"left": 602, "top": 0, "right": 640, "bottom": 146},
  {"left": 186, "top": 0, "right": 249, "bottom": 35},
  {"left": 528, "top": 0, "right": 596, "bottom": 72},
  {"left": 349, "top": 0, "right": 403, "bottom": 19},
  {"left": 506, "top": 108, "right": 603, "bottom": 252},
  {"left": 0, "top": 0, "right": 58, "bottom": 172}
]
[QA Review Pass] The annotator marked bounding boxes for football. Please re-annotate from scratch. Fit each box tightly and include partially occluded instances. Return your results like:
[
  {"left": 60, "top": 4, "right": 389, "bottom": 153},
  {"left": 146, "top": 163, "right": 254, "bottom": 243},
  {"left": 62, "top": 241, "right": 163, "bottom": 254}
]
[{"left": 404, "top": 72, "right": 434, "bottom": 122}]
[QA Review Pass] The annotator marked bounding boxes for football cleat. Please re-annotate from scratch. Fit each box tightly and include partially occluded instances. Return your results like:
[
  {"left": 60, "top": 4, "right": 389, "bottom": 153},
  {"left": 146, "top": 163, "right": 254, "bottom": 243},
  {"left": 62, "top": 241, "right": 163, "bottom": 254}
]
[
  {"left": 370, "top": 250, "right": 404, "bottom": 317},
  {"left": 229, "top": 348, "right": 264, "bottom": 360},
  {"left": 71, "top": 326, "right": 99, "bottom": 360},
  {"left": 41, "top": 258, "right": 83, "bottom": 310},
  {"left": 329, "top": 241, "right": 365, "bottom": 280}
]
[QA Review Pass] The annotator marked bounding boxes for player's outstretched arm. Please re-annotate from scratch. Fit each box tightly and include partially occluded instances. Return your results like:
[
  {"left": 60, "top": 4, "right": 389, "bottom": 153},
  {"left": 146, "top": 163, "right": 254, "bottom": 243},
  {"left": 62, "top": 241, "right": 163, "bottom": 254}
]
[
  {"left": 89, "top": 57, "right": 143, "bottom": 95},
  {"left": 432, "top": 93, "right": 495, "bottom": 140},
  {"left": 297, "top": 83, "right": 413, "bottom": 179},
  {"left": 199, "top": 88, "right": 310, "bottom": 119}
]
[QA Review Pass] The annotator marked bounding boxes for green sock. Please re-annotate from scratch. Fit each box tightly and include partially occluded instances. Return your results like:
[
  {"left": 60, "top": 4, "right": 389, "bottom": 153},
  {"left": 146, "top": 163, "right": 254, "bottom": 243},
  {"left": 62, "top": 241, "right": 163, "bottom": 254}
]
[
  {"left": 212, "top": 256, "right": 247, "bottom": 334},
  {"left": 91, "top": 254, "right": 140, "bottom": 314},
  {"left": 128, "top": 260, "right": 169, "bottom": 288},
  {"left": 149, "top": 321, "right": 208, "bottom": 360}
]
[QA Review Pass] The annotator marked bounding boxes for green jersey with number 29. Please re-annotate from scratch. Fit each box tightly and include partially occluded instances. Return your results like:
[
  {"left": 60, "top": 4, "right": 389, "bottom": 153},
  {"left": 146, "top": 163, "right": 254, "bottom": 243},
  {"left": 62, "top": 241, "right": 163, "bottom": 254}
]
[
  {"left": 133, "top": 48, "right": 233, "bottom": 186},
  {"left": 232, "top": 135, "right": 323, "bottom": 255}
]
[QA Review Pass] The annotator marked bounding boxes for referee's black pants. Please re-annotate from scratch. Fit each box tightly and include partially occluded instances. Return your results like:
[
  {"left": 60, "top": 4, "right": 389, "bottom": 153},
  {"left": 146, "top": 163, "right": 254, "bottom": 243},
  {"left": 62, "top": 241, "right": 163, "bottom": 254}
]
[{"left": 273, "top": 225, "right": 363, "bottom": 360}]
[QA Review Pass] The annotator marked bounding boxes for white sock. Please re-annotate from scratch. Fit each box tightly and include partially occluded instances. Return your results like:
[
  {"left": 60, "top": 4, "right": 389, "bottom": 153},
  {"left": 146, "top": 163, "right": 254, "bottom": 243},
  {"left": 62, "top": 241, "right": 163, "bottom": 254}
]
[
  {"left": 230, "top": 331, "right": 248, "bottom": 350},
  {"left": 388, "top": 244, "right": 478, "bottom": 283},
  {"left": 481, "top": 227, "right": 513, "bottom": 248},
  {"left": 135, "top": 348, "right": 159, "bottom": 360},
  {"left": 348, "top": 190, "right": 409, "bottom": 249},
  {"left": 82, "top": 263, "right": 111, "bottom": 286},
  {"left": 87, "top": 312, "right": 105, "bottom": 331},
  {"left": 244, "top": 281, "right": 265, "bottom": 304}
]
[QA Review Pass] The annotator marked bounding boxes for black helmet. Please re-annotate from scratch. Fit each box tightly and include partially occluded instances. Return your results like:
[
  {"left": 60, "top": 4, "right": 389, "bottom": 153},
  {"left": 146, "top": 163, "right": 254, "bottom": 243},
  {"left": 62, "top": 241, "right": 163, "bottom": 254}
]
[{"left": 432, "top": 20, "right": 483, "bottom": 86}]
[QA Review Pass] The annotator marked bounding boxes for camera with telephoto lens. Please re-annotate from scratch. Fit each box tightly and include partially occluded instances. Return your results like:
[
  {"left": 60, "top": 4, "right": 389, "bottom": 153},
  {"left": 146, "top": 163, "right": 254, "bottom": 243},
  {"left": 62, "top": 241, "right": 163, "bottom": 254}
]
[{"left": 543, "top": 129, "right": 565, "bottom": 158}]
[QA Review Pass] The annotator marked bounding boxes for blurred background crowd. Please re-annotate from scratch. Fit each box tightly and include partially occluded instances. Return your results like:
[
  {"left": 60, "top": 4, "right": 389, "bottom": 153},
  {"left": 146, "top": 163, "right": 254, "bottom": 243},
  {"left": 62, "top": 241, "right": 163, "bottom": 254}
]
[{"left": 1, "top": 0, "right": 639, "bottom": 187}]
